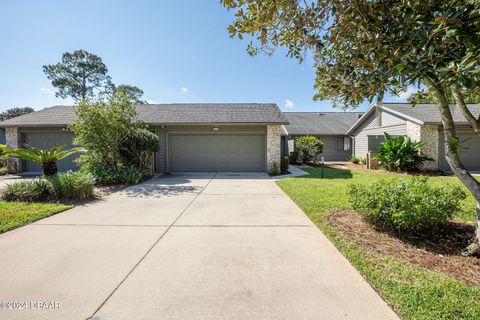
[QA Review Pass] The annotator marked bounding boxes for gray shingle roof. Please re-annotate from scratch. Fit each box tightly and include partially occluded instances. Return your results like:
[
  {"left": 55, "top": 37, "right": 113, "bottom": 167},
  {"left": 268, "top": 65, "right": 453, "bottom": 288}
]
[
  {"left": 0, "top": 103, "right": 288, "bottom": 127},
  {"left": 283, "top": 112, "right": 364, "bottom": 135},
  {"left": 381, "top": 103, "right": 480, "bottom": 124}
]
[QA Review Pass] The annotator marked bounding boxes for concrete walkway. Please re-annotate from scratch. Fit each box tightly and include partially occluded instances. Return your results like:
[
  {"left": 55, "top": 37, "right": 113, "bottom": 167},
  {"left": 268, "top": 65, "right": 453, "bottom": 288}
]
[{"left": 0, "top": 172, "right": 398, "bottom": 320}]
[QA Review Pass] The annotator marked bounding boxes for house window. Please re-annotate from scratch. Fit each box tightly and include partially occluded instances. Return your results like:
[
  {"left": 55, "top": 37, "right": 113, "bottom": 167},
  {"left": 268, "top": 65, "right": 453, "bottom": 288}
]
[{"left": 337, "top": 137, "right": 351, "bottom": 150}]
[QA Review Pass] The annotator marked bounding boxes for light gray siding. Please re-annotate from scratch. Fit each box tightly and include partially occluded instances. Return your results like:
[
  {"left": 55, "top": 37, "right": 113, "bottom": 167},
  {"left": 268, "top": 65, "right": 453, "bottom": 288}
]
[
  {"left": 21, "top": 129, "right": 77, "bottom": 173},
  {"left": 352, "top": 110, "right": 407, "bottom": 158},
  {"left": 439, "top": 127, "right": 480, "bottom": 171},
  {"left": 381, "top": 109, "right": 406, "bottom": 126},
  {"left": 364, "top": 111, "right": 379, "bottom": 129},
  {"left": 315, "top": 136, "right": 352, "bottom": 161}
]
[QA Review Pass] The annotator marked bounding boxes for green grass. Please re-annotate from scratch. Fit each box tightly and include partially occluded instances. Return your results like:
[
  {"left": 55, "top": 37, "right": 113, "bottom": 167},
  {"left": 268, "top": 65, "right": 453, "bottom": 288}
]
[
  {"left": 0, "top": 202, "right": 71, "bottom": 233},
  {"left": 277, "top": 168, "right": 480, "bottom": 320}
]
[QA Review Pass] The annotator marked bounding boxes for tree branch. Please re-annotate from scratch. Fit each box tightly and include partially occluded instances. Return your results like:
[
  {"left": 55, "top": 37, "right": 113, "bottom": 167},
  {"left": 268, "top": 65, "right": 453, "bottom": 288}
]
[{"left": 451, "top": 84, "right": 480, "bottom": 133}]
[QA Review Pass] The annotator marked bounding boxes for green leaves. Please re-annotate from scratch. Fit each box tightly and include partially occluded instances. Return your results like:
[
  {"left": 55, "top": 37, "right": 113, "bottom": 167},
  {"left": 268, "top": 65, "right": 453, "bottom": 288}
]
[
  {"left": 222, "top": 0, "right": 480, "bottom": 108},
  {"left": 5, "top": 145, "right": 82, "bottom": 176},
  {"left": 43, "top": 49, "right": 112, "bottom": 102},
  {"left": 6, "top": 145, "right": 82, "bottom": 163},
  {"left": 295, "top": 135, "right": 323, "bottom": 163},
  {"left": 348, "top": 177, "right": 467, "bottom": 231},
  {"left": 376, "top": 133, "right": 431, "bottom": 172}
]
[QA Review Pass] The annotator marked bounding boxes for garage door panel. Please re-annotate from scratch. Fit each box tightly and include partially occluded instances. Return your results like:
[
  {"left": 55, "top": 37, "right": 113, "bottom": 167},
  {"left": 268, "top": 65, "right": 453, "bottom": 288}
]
[
  {"left": 23, "top": 131, "right": 78, "bottom": 173},
  {"left": 170, "top": 134, "right": 265, "bottom": 172},
  {"left": 439, "top": 129, "right": 480, "bottom": 171}
]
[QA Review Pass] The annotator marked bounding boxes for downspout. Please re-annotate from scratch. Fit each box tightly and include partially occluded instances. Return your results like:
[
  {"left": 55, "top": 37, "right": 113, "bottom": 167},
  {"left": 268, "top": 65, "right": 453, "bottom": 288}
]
[{"left": 349, "top": 134, "right": 355, "bottom": 156}]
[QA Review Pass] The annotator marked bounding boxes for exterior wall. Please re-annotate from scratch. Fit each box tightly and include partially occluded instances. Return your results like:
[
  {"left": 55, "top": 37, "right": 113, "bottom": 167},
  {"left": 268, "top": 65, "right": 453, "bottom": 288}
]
[
  {"left": 280, "top": 136, "right": 288, "bottom": 158},
  {"left": 0, "top": 128, "right": 5, "bottom": 145},
  {"left": 405, "top": 122, "right": 439, "bottom": 170},
  {"left": 315, "top": 136, "right": 351, "bottom": 161},
  {"left": 352, "top": 108, "right": 409, "bottom": 158},
  {"left": 420, "top": 124, "right": 439, "bottom": 170},
  {"left": 154, "top": 127, "right": 167, "bottom": 173},
  {"left": 5, "top": 127, "right": 21, "bottom": 173},
  {"left": 288, "top": 135, "right": 352, "bottom": 161},
  {"left": 352, "top": 110, "right": 407, "bottom": 158},
  {"left": 381, "top": 109, "right": 406, "bottom": 126},
  {"left": 364, "top": 111, "right": 379, "bottom": 129},
  {"left": 266, "top": 125, "right": 281, "bottom": 172}
]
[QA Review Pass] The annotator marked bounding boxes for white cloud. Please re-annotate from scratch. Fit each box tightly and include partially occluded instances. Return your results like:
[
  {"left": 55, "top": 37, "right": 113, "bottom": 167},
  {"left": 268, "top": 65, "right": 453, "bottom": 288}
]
[
  {"left": 40, "top": 87, "right": 55, "bottom": 95},
  {"left": 180, "top": 87, "right": 189, "bottom": 94},
  {"left": 284, "top": 99, "right": 295, "bottom": 109},
  {"left": 145, "top": 99, "right": 158, "bottom": 104}
]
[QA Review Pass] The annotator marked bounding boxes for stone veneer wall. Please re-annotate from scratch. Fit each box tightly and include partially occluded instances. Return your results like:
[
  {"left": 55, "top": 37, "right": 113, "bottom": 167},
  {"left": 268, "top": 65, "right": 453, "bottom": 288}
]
[
  {"left": 266, "top": 125, "right": 281, "bottom": 173},
  {"left": 5, "top": 127, "right": 20, "bottom": 173},
  {"left": 406, "top": 121, "right": 439, "bottom": 170}
]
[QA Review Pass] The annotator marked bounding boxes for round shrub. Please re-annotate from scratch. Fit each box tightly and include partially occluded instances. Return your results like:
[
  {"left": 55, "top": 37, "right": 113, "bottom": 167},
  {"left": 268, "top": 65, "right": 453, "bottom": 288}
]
[
  {"left": 120, "top": 129, "right": 160, "bottom": 169},
  {"left": 294, "top": 136, "right": 323, "bottom": 163},
  {"left": 348, "top": 177, "right": 467, "bottom": 231}
]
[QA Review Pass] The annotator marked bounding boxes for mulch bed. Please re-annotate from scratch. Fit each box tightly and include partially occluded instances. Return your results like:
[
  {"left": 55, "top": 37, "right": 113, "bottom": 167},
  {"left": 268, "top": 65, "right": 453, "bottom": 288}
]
[{"left": 327, "top": 209, "right": 480, "bottom": 286}]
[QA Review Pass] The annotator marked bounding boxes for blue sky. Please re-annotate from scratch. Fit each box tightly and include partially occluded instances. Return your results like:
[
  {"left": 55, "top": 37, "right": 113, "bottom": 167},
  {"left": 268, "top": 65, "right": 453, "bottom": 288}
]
[{"left": 0, "top": 0, "right": 412, "bottom": 113}]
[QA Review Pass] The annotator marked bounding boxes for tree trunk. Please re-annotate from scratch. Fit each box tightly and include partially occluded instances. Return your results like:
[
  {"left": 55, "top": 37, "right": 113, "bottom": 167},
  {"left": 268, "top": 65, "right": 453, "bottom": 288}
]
[
  {"left": 424, "top": 78, "right": 480, "bottom": 256},
  {"left": 42, "top": 161, "right": 58, "bottom": 176}
]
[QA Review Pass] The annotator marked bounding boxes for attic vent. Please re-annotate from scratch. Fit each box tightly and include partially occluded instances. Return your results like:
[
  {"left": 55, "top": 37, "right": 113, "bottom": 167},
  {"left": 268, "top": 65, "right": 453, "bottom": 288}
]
[
  {"left": 318, "top": 113, "right": 326, "bottom": 116},
  {"left": 357, "top": 114, "right": 362, "bottom": 119}
]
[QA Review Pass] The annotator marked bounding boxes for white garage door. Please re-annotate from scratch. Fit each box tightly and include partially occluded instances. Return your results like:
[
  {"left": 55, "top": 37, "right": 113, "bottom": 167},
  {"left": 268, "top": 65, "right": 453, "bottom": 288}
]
[{"left": 170, "top": 134, "right": 265, "bottom": 172}]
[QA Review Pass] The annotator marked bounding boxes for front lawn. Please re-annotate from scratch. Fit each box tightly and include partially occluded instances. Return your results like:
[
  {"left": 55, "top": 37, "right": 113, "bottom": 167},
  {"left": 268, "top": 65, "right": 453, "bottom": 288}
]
[
  {"left": 0, "top": 202, "right": 71, "bottom": 233},
  {"left": 278, "top": 168, "right": 480, "bottom": 320}
]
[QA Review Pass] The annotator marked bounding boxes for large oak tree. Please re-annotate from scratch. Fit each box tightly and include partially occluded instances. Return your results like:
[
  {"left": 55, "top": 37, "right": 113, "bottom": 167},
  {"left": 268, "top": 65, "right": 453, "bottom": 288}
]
[{"left": 222, "top": 0, "right": 480, "bottom": 255}]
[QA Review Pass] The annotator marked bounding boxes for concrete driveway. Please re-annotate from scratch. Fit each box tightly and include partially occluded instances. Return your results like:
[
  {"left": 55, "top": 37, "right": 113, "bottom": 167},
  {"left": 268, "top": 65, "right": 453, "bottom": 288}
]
[{"left": 0, "top": 172, "right": 398, "bottom": 320}]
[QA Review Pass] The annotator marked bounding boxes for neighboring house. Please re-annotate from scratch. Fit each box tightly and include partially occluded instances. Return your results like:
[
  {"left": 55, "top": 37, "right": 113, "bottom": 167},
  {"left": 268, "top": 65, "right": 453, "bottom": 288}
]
[
  {"left": 0, "top": 104, "right": 287, "bottom": 174},
  {"left": 347, "top": 103, "right": 480, "bottom": 171},
  {"left": 283, "top": 112, "right": 364, "bottom": 161}
]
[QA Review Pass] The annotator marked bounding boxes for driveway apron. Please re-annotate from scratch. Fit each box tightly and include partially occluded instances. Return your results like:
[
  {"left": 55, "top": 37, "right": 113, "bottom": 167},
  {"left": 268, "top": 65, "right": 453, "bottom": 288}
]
[{"left": 0, "top": 172, "right": 398, "bottom": 320}]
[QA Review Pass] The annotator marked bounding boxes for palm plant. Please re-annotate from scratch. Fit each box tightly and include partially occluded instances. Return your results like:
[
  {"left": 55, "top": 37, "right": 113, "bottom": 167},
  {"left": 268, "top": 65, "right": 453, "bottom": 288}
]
[
  {"left": 6, "top": 145, "right": 83, "bottom": 176},
  {"left": 376, "top": 133, "right": 431, "bottom": 172}
]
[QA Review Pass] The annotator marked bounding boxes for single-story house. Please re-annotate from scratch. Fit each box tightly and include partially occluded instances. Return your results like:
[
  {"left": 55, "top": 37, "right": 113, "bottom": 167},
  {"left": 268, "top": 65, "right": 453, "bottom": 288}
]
[
  {"left": 283, "top": 112, "right": 364, "bottom": 161},
  {"left": 0, "top": 103, "right": 288, "bottom": 174},
  {"left": 347, "top": 103, "right": 480, "bottom": 171}
]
